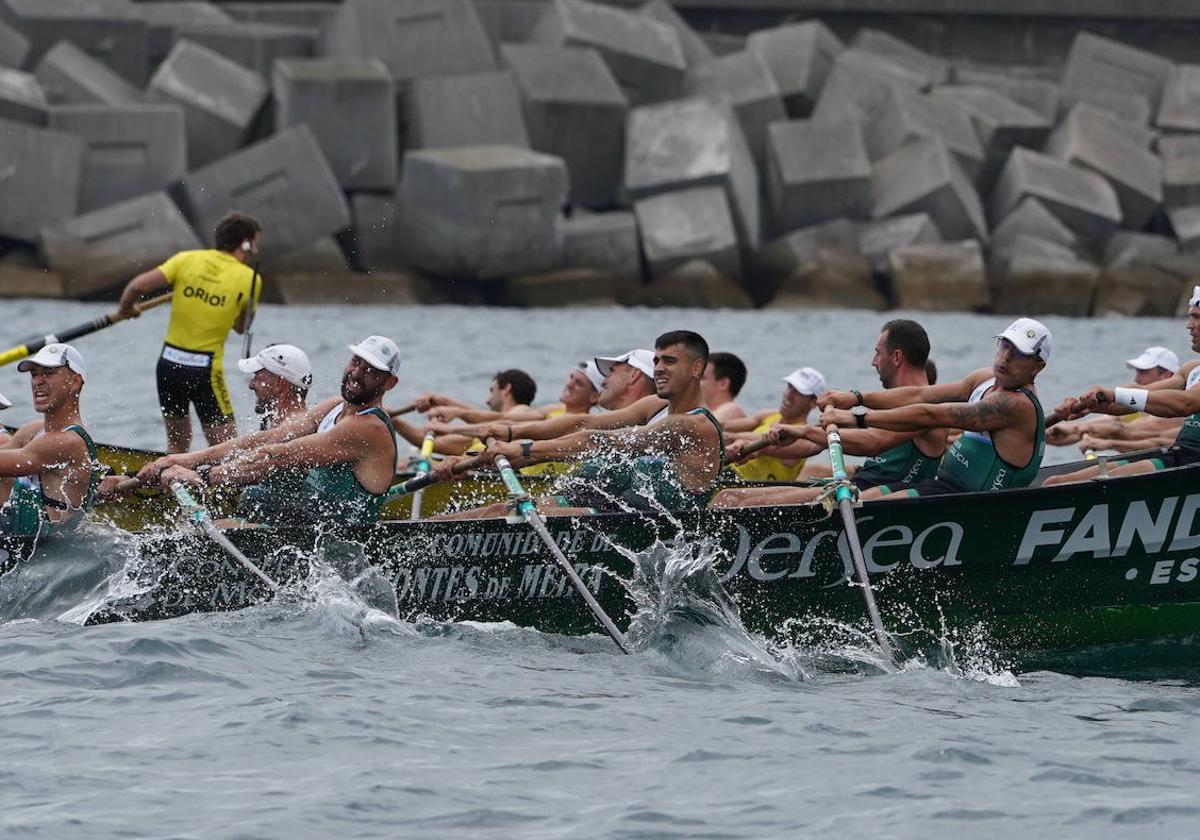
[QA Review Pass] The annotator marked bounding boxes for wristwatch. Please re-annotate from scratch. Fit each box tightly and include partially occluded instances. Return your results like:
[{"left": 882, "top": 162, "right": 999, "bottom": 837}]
[
  {"left": 851, "top": 405, "right": 869, "bottom": 429},
  {"left": 520, "top": 440, "right": 534, "bottom": 459}
]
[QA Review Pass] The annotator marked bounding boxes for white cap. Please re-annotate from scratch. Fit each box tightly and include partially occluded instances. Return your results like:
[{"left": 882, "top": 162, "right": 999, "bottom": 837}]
[
  {"left": 1190, "top": 285, "right": 1200, "bottom": 308},
  {"left": 347, "top": 335, "right": 401, "bottom": 376},
  {"left": 0, "top": 389, "right": 10, "bottom": 409},
  {"left": 595, "top": 349, "right": 655, "bottom": 380},
  {"left": 995, "top": 317, "right": 1052, "bottom": 362},
  {"left": 17, "top": 343, "right": 85, "bottom": 380},
  {"left": 238, "top": 343, "right": 313, "bottom": 388},
  {"left": 782, "top": 366, "right": 826, "bottom": 396},
  {"left": 1126, "top": 346, "right": 1180, "bottom": 373},
  {"left": 578, "top": 360, "right": 605, "bottom": 392}
]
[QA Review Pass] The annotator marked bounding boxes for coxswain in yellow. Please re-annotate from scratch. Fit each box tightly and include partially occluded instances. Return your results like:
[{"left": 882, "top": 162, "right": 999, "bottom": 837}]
[
  {"left": 722, "top": 367, "right": 826, "bottom": 481},
  {"left": 117, "top": 212, "right": 263, "bottom": 454}
]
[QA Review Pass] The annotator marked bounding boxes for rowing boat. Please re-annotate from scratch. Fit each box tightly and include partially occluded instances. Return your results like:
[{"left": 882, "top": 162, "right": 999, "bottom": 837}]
[{"left": 58, "top": 453, "right": 1200, "bottom": 668}]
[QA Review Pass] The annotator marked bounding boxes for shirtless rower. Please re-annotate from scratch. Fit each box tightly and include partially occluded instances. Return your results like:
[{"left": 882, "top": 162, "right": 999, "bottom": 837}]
[
  {"left": 1045, "top": 290, "right": 1200, "bottom": 485},
  {"left": 433, "top": 331, "right": 722, "bottom": 518},
  {"left": 140, "top": 336, "right": 400, "bottom": 526},
  {"left": 819, "top": 317, "right": 1051, "bottom": 498},
  {"left": 0, "top": 344, "right": 99, "bottom": 537},
  {"left": 700, "top": 352, "right": 749, "bottom": 422},
  {"left": 713, "top": 319, "right": 948, "bottom": 507},
  {"left": 1046, "top": 346, "right": 1181, "bottom": 454},
  {"left": 395, "top": 369, "right": 540, "bottom": 456},
  {"left": 722, "top": 367, "right": 825, "bottom": 482}
]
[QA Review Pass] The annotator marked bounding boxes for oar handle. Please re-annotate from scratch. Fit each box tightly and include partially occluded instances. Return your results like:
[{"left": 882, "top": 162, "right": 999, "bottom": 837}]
[
  {"left": 385, "top": 450, "right": 488, "bottom": 499},
  {"left": 114, "top": 476, "right": 141, "bottom": 493},
  {"left": 0, "top": 292, "right": 174, "bottom": 367},
  {"left": 388, "top": 403, "right": 416, "bottom": 418},
  {"left": 739, "top": 436, "right": 773, "bottom": 457},
  {"left": 118, "top": 291, "right": 173, "bottom": 322}
]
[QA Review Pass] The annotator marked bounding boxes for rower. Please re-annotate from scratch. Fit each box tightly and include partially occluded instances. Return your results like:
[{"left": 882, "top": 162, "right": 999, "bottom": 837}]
[
  {"left": 713, "top": 319, "right": 948, "bottom": 507},
  {"left": 1046, "top": 290, "right": 1200, "bottom": 485},
  {"left": 1046, "top": 346, "right": 1182, "bottom": 454},
  {"left": 700, "top": 352, "right": 749, "bottom": 422},
  {"left": 0, "top": 344, "right": 99, "bottom": 537},
  {"left": 722, "top": 367, "right": 826, "bottom": 482},
  {"left": 116, "top": 212, "right": 263, "bottom": 454},
  {"left": 820, "top": 317, "right": 1051, "bottom": 498},
  {"left": 142, "top": 336, "right": 400, "bottom": 526},
  {"left": 396, "top": 369, "right": 541, "bottom": 457},
  {"left": 433, "top": 331, "right": 722, "bottom": 518},
  {"left": 0, "top": 388, "right": 10, "bottom": 445}
]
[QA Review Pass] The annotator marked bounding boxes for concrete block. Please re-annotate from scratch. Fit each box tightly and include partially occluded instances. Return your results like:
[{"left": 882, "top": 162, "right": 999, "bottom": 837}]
[
  {"left": 746, "top": 217, "right": 857, "bottom": 303},
  {"left": 871, "top": 136, "right": 986, "bottom": 243},
  {"left": 0, "top": 68, "right": 45, "bottom": 125},
  {"left": 398, "top": 145, "right": 567, "bottom": 280},
  {"left": 1062, "top": 89, "right": 1152, "bottom": 126},
  {"left": 931, "top": 85, "right": 1050, "bottom": 190},
  {"left": 951, "top": 65, "right": 1059, "bottom": 122},
  {"left": 812, "top": 48, "right": 923, "bottom": 127},
  {"left": 634, "top": 185, "right": 740, "bottom": 281},
  {"left": 767, "top": 248, "right": 884, "bottom": 311},
  {"left": 1061, "top": 32, "right": 1172, "bottom": 113},
  {"left": 856, "top": 213, "right": 942, "bottom": 275},
  {"left": 766, "top": 119, "right": 871, "bottom": 234},
  {"left": 1161, "top": 136, "right": 1200, "bottom": 209},
  {"left": 989, "top": 147, "right": 1121, "bottom": 250},
  {"left": 864, "top": 87, "right": 983, "bottom": 181},
  {"left": 273, "top": 58, "right": 397, "bottom": 191},
  {"left": 138, "top": 2, "right": 234, "bottom": 68},
  {"left": 349, "top": 192, "right": 402, "bottom": 272},
  {"left": 624, "top": 97, "right": 760, "bottom": 250},
  {"left": 990, "top": 234, "right": 1098, "bottom": 317},
  {"left": 687, "top": 49, "right": 784, "bottom": 164},
  {"left": 887, "top": 239, "right": 988, "bottom": 311},
  {"left": 0, "top": 17, "right": 27, "bottom": 69},
  {"left": 0, "top": 0, "right": 148, "bottom": 85},
  {"left": 746, "top": 20, "right": 842, "bottom": 118},
  {"left": 173, "top": 22, "right": 315, "bottom": 79},
  {"left": 0, "top": 264, "right": 66, "bottom": 298},
  {"left": 502, "top": 44, "right": 626, "bottom": 208},
  {"left": 473, "top": 0, "right": 548, "bottom": 47},
  {"left": 499, "top": 267, "right": 619, "bottom": 307},
  {"left": 702, "top": 32, "right": 745, "bottom": 58},
  {"left": 1104, "top": 232, "right": 1180, "bottom": 268},
  {"left": 47, "top": 104, "right": 186, "bottom": 213},
  {"left": 1044, "top": 105, "right": 1162, "bottom": 230},
  {"left": 221, "top": 3, "right": 338, "bottom": 30},
  {"left": 990, "top": 197, "right": 1078, "bottom": 254},
  {"left": 623, "top": 258, "right": 753, "bottom": 309},
  {"left": 173, "top": 125, "right": 350, "bottom": 261},
  {"left": 532, "top": 0, "right": 685, "bottom": 105},
  {"left": 33, "top": 40, "right": 140, "bottom": 106},
  {"left": 148, "top": 40, "right": 268, "bottom": 169},
  {"left": 407, "top": 69, "right": 529, "bottom": 150},
  {"left": 1059, "top": 101, "right": 1157, "bottom": 150},
  {"left": 322, "top": 0, "right": 496, "bottom": 83},
  {"left": 261, "top": 236, "right": 348, "bottom": 280},
  {"left": 850, "top": 28, "right": 948, "bottom": 88},
  {"left": 273, "top": 270, "right": 434, "bottom": 306},
  {"left": 638, "top": 0, "right": 712, "bottom": 69},
  {"left": 561, "top": 211, "right": 641, "bottom": 288},
  {"left": 0, "top": 118, "right": 83, "bottom": 241},
  {"left": 1168, "top": 205, "right": 1200, "bottom": 254},
  {"left": 1158, "top": 64, "right": 1200, "bottom": 133},
  {"left": 38, "top": 191, "right": 200, "bottom": 298},
  {"left": 1094, "top": 234, "right": 1188, "bottom": 317}
]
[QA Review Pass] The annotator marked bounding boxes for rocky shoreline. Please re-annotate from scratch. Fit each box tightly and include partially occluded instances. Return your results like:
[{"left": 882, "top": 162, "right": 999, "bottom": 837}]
[{"left": 0, "top": 0, "right": 1197, "bottom": 315}]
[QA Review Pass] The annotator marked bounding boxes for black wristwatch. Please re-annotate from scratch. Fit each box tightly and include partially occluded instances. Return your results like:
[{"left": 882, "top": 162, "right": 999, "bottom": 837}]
[
  {"left": 852, "top": 405, "right": 869, "bottom": 429},
  {"left": 195, "top": 464, "right": 214, "bottom": 485},
  {"left": 520, "top": 440, "right": 534, "bottom": 459},
  {"left": 851, "top": 389, "right": 864, "bottom": 406}
]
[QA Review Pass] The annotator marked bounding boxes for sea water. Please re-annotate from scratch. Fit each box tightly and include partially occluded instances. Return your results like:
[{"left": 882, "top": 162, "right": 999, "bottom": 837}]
[{"left": 2, "top": 302, "right": 1198, "bottom": 838}]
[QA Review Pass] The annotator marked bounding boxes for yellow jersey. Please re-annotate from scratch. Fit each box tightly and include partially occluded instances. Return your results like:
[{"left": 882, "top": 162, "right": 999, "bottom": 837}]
[
  {"left": 731, "top": 412, "right": 805, "bottom": 481},
  {"left": 160, "top": 250, "right": 260, "bottom": 358}
]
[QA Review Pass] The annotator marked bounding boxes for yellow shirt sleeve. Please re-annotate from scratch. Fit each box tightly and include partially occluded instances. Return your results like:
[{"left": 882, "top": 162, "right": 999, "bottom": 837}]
[{"left": 158, "top": 251, "right": 193, "bottom": 287}]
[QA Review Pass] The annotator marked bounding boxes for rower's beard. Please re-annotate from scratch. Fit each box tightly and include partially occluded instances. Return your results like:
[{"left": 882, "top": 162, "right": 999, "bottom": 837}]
[{"left": 342, "top": 375, "right": 385, "bottom": 406}]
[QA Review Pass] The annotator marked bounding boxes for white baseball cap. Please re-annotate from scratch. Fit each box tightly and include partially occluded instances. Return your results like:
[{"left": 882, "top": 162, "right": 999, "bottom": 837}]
[
  {"left": 0, "top": 389, "right": 10, "bottom": 409},
  {"left": 238, "top": 344, "right": 313, "bottom": 388},
  {"left": 1126, "top": 346, "right": 1180, "bottom": 373},
  {"left": 17, "top": 343, "right": 85, "bottom": 380},
  {"left": 1190, "top": 285, "right": 1200, "bottom": 308},
  {"left": 595, "top": 349, "right": 655, "bottom": 380},
  {"left": 348, "top": 335, "right": 401, "bottom": 376},
  {"left": 995, "top": 317, "right": 1052, "bottom": 362},
  {"left": 578, "top": 360, "right": 605, "bottom": 392},
  {"left": 782, "top": 367, "right": 826, "bottom": 396}
]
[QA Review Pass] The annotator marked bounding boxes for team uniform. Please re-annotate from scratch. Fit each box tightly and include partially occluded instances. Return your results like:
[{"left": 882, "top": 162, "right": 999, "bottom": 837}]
[
  {"left": 0, "top": 426, "right": 99, "bottom": 537},
  {"left": 1112, "top": 366, "right": 1200, "bottom": 471},
  {"left": 850, "top": 438, "right": 941, "bottom": 492},
  {"left": 730, "top": 412, "right": 805, "bottom": 482},
  {"left": 156, "top": 250, "right": 260, "bottom": 426}
]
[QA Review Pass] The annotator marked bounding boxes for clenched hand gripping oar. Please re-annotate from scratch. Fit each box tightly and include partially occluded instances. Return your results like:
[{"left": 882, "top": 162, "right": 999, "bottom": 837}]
[
  {"left": 381, "top": 451, "right": 487, "bottom": 502},
  {"left": 0, "top": 292, "right": 173, "bottom": 367},
  {"left": 409, "top": 431, "right": 436, "bottom": 520},
  {"left": 169, "top": 481, "right": 279, "bottom": 591},
  {"left": 492, "top": 453, "right": 632, "bottom": 655},
  {"left": 825, "top": 424, "right": 897, "bottom": 665}
]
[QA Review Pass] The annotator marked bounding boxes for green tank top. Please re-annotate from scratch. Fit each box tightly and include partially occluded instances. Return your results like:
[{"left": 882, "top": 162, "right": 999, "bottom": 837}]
[
  {"left": 1, "top": 425, "right": 99, "bottom": 537},
  {"left": 1175, "top": 367, "right": 1200, "bottom": 455},
  {"left": 855, "top": 438, "right": 940, "bottom": 486},
  {"left": 303, "top": 404, "right": 397, "bottom": 524},
  {"left": 936, "top": 379, "right": 1045, "bottom": 492}
]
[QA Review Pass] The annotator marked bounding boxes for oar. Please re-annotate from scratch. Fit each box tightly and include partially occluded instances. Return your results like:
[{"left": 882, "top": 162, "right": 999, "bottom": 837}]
[
  {"left": 388, "top": 403, "right": 416, "bottom": 419},
  {"left": 240, "top": 262, "right": 260, "bottom": 360},
  {"left": 169, "top": 481, "right": 279, "bottom": 591},
  {"left": 0, "top": 292, "right": 173, "bottom": 367},
  {"left": 825, "top": 424, "right": 897, "bottom": 666},
  {"left": 382, "top": 451, "right": 487, "bottom": 501},
  {"left": 491, "top": 452, "right": 632, "bottom": 655},
  {"left": 409, "top": 431, "right": 436, "bottom": 520}
]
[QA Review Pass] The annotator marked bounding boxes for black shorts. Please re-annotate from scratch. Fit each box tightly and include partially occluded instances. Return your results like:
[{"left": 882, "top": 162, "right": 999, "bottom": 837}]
[{"left": 156, "top": 348, "right": 233, "bottom": 426}]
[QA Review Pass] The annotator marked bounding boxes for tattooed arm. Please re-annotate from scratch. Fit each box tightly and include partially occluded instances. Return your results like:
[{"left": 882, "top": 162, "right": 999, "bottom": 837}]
[{"left": 821, "top": 389, "right": 1030, "bottom": 434}]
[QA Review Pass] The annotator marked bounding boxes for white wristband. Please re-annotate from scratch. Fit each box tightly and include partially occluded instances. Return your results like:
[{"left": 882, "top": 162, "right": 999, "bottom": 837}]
[{"left": 1113, "top": 387, "right": 1148, "bottom": 412}]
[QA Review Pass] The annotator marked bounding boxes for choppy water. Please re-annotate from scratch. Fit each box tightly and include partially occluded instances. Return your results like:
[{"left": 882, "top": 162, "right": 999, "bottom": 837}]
[{"left": 2, "top": 302, "right": 1199, "bottom": 838}]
